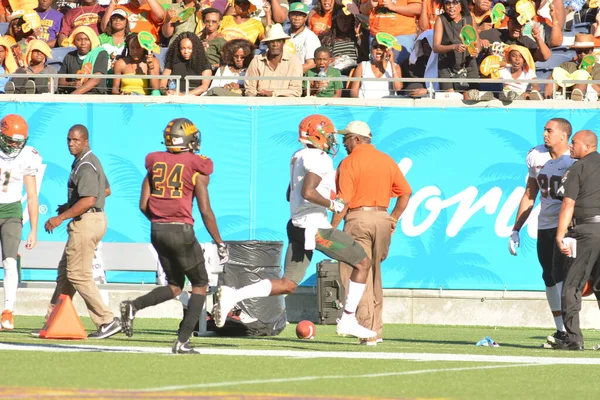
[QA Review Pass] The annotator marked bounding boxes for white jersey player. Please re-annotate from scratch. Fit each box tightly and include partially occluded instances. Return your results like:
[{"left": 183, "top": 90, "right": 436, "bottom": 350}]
[
  {"left": 214, "top": 115, "right": 377, "bottom": 341},
  {"left": 509, "top": 118, "right": 575, "bottom": 347},
  {"left": 289, "top": 146, "right": 336, "bottom": 231},
  {"left": 0, "top": 114, "right": 41, "bottom": 331}
]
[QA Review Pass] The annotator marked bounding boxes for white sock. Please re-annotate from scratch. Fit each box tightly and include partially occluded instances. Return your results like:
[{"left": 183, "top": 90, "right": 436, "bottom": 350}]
[
  {"left": 3, "top": 258, "right": 18, "bottom": 312},
  {"left": 234, "top": 279, "right": 272, "bottom": 303},
  {"left": 545, "top": 284, "right": 561, "bottom": 311},
  {"left": 546, "top": 282, "right": 564, "bottom": 331},
  {"left": 344, "top": 280, "right": 366, "bottom": 314},
  {"left": 554, "top": 315, "right": 565, "bottom": 332}
]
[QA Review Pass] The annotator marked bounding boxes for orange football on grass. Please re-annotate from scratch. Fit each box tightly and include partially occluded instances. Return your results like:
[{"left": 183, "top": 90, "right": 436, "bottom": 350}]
[{"left": 296, "top": 320, "right": 316, "bottom": 339}]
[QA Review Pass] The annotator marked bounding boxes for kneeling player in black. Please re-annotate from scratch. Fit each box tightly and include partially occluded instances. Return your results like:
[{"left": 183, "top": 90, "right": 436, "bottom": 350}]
[{"left": 120, "top": 118, "right": 228, "bottom": 354}]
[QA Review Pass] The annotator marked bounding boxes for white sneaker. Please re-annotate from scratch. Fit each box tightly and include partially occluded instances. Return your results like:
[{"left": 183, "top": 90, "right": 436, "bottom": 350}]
[
  {"left": 336, "top": 316, "right": 376, "bottom": 339},
  {"left": 215, "top": 286, "right": 237, "bottom": 328}
]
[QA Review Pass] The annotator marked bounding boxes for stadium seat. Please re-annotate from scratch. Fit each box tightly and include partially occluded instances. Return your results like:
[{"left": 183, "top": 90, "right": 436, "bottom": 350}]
[
  {"left": 49, "top": 46, "right": 76, "bottom": 68},
  {"left": 536, "top": 48, "right": 577, "bottom": 80},
  {"left": 155, "top": 47, "right": 168, "bottom": 71}
]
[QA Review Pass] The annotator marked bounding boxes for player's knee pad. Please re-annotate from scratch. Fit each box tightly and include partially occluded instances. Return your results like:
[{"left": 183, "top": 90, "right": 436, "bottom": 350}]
[{"left": 3, "top": 258, "right": 17, "bottom": 274}]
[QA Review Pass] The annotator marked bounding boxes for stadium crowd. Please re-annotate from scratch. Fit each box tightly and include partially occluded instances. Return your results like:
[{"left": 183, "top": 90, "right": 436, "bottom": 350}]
[{"left": 0, "top": 0, "right": 599, "bottom": 99}]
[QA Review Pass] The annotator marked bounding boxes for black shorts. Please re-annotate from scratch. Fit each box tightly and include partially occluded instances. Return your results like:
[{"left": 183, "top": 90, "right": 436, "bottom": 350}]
[
  {"left": 151, "top": 222, "right": 208, "bottom": 288},
  {"left": 537, "top": 228, "right": 566, "bottom": 287},
  {"left": 283, "top": 220, "right": 367, "bottom": 285}
]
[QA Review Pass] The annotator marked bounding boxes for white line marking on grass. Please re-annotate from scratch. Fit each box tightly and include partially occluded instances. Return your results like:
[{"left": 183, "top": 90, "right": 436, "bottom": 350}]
[
  {"left": 139, "top": 363, "right": 541, "bottom": 392},
  {"left": 2, "top": 342, "right": 600, "bottom": 366}
]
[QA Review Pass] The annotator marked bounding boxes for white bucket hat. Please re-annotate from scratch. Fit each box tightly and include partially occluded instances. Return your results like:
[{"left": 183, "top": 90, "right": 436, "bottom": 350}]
[{"left": 261, "top": 23, "right": 291, "bottom": 42}]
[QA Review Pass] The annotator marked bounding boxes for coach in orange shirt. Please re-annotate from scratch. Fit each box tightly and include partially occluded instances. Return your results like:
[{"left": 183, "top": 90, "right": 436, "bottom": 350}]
[{"left": 332, "top": 120, "right": 412, "bottom": 346}]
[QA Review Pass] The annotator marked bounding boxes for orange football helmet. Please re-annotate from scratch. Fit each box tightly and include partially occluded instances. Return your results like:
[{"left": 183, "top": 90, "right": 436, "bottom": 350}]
[
  {"left": 0, "top": 114, "right": 28, "bottom": 158},
  {"left": 298, "top": 114, "right": 338, "bottom": 156}
]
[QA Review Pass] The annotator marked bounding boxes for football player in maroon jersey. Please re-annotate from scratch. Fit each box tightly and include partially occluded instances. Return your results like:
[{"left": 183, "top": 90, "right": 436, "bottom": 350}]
[{"left": 120, "top": 117, "right": 228, "bottom": 354}]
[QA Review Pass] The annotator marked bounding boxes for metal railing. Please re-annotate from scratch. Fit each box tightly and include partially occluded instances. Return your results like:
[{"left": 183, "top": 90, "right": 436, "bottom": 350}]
[{"left": 1, "top": 73, "right": 598, "bottom": 100}]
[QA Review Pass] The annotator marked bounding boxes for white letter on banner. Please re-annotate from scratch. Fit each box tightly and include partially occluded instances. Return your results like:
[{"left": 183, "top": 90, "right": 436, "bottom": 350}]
[
  {"left": 495, "top": 186, "right": 525, "bottom": 237},
  {"left": 400, "top": 186, "right": 442, "bottom": 236},
  {"left": 398, "top": 158, "right": 412, "bottom": 175},
  {"left": 440, "top": 187, "right": 502, "bottom": 237}
]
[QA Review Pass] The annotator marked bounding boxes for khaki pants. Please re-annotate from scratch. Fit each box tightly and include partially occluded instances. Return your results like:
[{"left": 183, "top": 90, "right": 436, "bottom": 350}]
[
  {"left": 340, "top": 210, "right": 392, "bottom": 339},
  {"left": 49, "top": 212, "right": 113, "bottom": 327}
]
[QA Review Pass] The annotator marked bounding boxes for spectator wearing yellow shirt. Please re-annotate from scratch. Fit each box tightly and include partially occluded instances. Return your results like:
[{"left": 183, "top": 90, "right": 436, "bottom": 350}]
[{"left": 219, "top": 0, "right": 265, "bottom": 45}]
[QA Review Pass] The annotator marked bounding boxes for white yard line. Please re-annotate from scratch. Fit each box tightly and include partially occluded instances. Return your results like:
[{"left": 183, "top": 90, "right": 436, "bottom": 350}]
[
  {"left": 1, "top": 341, "right": 600, "bottom": 365},
  {"left": 139, "top": 363, "right": 541, "bottom": 392}
]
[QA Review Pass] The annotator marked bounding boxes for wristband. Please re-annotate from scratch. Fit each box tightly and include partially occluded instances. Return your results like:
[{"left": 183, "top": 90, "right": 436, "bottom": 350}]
[{"left": 390, "top": 216, "right": 398, "bottom": 223}]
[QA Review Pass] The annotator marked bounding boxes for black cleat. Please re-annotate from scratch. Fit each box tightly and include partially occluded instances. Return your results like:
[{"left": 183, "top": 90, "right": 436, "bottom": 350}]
[
  {"left": 546, "top": 330, "right": 568, "bottom": 345},
  {"left": 120, "top": 301, "right": 136, "bottom": 338},
  {"left": 551, "top": 339, "right": 584, "bottom": 351},
  {"left": 172, "top": 340, "right": 199, "bottom": 354}
]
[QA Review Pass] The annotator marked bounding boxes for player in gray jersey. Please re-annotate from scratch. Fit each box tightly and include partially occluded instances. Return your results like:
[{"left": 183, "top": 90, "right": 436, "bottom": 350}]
[{"left": 508, "top": 118, "right": 575, "bottom": 347}]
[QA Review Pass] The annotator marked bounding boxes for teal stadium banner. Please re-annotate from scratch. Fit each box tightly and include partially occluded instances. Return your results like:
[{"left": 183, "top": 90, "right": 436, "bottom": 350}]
[{"left": 1, "top": 102, "right": 598, "bottom": 290}]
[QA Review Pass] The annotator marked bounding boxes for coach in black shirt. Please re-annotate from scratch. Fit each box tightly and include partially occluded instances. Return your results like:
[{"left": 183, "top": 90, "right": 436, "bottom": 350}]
[{"left": 554, "top": 130, "right": 600, "bottom": 350}]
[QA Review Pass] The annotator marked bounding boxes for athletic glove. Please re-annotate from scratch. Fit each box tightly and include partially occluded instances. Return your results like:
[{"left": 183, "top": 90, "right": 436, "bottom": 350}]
[
  {"left": 328, "top": 198, "right": 345, "bottom": 213},
  {"left": 217, "top": 243, "right": 229, "bottom": 265},
  {"left": 508, "top": 230, "right": 520, "bottom": 256}
]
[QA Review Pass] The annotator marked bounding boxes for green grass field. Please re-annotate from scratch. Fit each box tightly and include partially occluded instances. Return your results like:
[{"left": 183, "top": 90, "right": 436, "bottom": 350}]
[{"left": 1, "top": 316, "right": 600, "bottom": 399}]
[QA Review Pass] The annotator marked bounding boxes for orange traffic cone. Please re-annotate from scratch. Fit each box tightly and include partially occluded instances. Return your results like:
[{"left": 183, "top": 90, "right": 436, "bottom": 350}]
[{"left": 40, "top": 294, "right": 87, "bottom": 340}]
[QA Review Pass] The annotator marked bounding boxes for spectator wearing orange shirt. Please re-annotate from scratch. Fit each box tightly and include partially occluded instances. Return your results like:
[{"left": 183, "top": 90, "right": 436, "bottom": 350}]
[
  {"left": 332, "top": 121, "right": 412, "bottom": 346},
  {"left": 418, "top": 0, "right": 442, "bottom": 32},
  {"left": 360, "top": 0, "right": 423, "bottom": 64},
  {"left": 101, "top": 0, "right": 166, "bottom": 43},
  {"left": 308, "top": 0, "right": 335, "bottom": 37},
  {"left": 0, "top": 0, "right": 11, "bottom": 23}
]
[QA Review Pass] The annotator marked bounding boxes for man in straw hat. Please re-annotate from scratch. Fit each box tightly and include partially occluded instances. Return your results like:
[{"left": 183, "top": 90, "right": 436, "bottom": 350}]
[
  {"left": 245, "top": 23, "right": 302, "bottom": 97},
  {"left": 543, "top": 33, "right": 600, "bottom": 101}
]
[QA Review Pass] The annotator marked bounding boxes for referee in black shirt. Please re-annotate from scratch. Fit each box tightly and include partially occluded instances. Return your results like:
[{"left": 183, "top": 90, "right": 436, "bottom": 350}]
[{"left": 554, "top": 130, "right": 600, "bottom": 350}]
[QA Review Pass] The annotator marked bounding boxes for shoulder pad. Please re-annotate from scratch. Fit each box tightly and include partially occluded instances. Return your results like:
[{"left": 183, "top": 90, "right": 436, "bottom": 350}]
[
  {"left": 526, "top": 147, "right": 536, "bottom": 155},
  {"left": 196, "top": 154, "right": 214, "bottom": 175}
]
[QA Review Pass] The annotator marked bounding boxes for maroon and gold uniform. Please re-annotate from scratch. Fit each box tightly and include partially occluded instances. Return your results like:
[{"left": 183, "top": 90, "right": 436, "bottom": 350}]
[{"left": 145, "top": 151, "right": 213, "bottom": 225}]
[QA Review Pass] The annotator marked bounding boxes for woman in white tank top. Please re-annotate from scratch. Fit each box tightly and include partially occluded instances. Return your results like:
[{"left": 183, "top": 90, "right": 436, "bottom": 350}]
[{"left": 349, "top": 40, "right": 403, "bottom": 98}]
